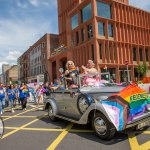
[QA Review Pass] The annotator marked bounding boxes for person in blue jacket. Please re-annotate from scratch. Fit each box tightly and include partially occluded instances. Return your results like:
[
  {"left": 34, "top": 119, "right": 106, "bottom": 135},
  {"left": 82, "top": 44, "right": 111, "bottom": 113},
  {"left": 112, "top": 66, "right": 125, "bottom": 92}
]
[
  {"left": 0, "top": 84, "right": 5, "bottom": 115},
  {"left": 7, "top": 85, "right": 16, "bottom": 113},
  {"left": 19, "top": 83, "right": 29, "bottom": 110}
]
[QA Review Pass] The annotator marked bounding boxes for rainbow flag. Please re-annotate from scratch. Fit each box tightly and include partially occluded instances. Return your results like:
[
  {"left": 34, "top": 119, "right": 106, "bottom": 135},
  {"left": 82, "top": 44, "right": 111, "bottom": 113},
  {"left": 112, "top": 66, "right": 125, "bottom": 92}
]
[{"left": 102, "top": 84, "right": 150, "bottom": 131}]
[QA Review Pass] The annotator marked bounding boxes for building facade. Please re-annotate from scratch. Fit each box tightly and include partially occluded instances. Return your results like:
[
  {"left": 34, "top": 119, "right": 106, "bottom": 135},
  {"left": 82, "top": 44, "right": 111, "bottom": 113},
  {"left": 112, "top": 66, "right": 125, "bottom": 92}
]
[
  {"left": 18, "top": 33, "right": 59, "bottom": 83},
  {"left": 0, "top": 74, "right": 3, "bottom": 84},
  {"left": 18, "top": 51, "right": 29, "bottom": 83},
  {"left": 5, "top": 65, "right": 19, "bottom": 84},
  {"left": 1, "top": 64, "right": 10, "bottom": 84},
  {"left": 49, "top": 0, "right": 150, "bottom": 82}
]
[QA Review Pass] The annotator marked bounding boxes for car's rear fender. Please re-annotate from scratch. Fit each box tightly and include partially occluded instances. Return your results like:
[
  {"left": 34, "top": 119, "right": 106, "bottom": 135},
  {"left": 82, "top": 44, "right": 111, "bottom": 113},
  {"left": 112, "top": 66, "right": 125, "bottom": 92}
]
[{"left": 45, "top": 98, "right": 59, "bottom": 115}]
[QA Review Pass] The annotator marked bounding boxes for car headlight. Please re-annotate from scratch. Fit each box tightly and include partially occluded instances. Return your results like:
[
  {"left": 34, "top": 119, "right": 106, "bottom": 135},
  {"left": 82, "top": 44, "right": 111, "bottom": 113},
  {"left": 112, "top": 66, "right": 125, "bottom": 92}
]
[{"left": 147, "top": 104, "right": 150, "bottom": 111}]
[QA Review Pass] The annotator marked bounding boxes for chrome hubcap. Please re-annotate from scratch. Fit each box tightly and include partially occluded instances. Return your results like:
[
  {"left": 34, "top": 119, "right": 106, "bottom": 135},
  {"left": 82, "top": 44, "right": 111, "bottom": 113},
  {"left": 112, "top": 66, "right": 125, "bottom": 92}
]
[
  {"left": 79, "top": 97, "right": 88, "bottom": 113},
  {"left": 94, "top": 117, "right": 107, "bottom": 135},
  {"left": 48, "top": 106, "right": 53, "bottom": 117}
]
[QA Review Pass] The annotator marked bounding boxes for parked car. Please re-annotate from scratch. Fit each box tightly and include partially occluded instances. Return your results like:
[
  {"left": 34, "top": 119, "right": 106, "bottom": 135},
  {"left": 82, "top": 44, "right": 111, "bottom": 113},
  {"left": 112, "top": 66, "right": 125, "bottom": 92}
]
[{"left": 44, "top": 73, "right": 150, "bottom": 140}]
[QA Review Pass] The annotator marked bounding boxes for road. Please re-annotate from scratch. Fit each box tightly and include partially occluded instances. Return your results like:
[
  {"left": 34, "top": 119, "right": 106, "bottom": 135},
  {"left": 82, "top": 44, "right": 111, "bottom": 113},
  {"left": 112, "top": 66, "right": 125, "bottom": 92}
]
[{"left": 0, "top": 104, "right": 150, "bottom": 150}]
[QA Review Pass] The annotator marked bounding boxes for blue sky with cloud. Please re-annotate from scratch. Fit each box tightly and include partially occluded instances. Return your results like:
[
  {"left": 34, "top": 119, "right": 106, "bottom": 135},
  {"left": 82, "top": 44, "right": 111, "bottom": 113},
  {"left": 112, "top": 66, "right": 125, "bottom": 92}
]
[{"left": 0, "top": 0, "right": 149, "bottom": 73}]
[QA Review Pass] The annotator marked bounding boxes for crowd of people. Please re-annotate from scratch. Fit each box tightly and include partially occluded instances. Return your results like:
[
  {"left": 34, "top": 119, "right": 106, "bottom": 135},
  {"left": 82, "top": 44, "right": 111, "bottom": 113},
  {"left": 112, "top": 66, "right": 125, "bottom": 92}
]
[{"left": 0, "top": 82, "right": 51, "bottom": 115}]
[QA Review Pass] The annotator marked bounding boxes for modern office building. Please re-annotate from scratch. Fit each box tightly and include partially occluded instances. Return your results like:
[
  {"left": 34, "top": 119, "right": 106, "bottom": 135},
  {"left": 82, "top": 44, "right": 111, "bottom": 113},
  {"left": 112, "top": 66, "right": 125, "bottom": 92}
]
[{"left": 49, "top": 0, "right": 150, "bottom": 82}]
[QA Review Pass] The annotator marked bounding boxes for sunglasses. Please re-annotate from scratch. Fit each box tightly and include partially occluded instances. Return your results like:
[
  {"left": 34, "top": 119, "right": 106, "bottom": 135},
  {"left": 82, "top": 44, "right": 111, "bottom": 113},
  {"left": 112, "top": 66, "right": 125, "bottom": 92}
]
[{"left": 68, "top": 64, "right": 72, "bottom": 65}]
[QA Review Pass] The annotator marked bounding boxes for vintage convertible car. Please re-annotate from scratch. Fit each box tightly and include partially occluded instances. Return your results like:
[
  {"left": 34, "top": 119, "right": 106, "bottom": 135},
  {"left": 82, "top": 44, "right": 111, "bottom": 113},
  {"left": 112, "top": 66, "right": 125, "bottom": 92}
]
[{"left": 44, "top": 73, "right": 150, "bottom": 140}]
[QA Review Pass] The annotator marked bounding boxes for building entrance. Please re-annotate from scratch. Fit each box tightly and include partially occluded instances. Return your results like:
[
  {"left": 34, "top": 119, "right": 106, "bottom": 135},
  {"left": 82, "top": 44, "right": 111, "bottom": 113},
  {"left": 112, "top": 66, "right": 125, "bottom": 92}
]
[
  {"left": 119, "top": 69, "right": 131, "bottom": 82},
  {"left": 52, "top": 61, "right": 57, "bottom": 82}
]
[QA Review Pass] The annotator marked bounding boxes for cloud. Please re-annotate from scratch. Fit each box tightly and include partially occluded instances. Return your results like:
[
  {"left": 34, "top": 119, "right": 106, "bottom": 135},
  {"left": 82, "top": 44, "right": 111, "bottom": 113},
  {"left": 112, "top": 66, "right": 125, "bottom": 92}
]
[
  {"left": 28, "top": 0, "right": 39, "bottom": 7},
  {"left": 16, "top": 0, "right": 28, "bottom": 9},
  {"left": 129, "top": 0, "right": 150, "bottom": 11},
  {"left": 6, "top": 51, "right": 22, "bottom": 61},
  {"left": 0, "top": 16, "right": 58, "bottom": 73}
]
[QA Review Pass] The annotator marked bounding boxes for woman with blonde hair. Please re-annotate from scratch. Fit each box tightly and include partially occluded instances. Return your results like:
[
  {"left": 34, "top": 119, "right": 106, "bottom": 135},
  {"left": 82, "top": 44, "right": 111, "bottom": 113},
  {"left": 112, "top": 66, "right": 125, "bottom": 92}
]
[{"left": 65, "top": 61, "right": 79, "bottom": 87}]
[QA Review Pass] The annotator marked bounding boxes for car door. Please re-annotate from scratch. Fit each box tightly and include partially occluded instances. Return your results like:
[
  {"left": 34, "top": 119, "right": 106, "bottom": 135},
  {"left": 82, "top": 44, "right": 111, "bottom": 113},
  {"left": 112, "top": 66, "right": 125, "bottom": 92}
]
[
  {"left": 51, "top": 88, "right": 66, "bottom": 113},
  {"left": 61, "top": 88, "right": 81, "bottom": 120}
]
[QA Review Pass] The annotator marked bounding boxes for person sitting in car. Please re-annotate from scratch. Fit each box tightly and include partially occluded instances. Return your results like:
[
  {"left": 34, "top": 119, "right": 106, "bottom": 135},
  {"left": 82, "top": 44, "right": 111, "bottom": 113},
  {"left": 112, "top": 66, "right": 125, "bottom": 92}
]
[
  {"left": 81, "top": 60, "right": 100, "bottom": 87},
  {"left": 65, "top": 61, "right": 79, "bottom": 88},
  {"left": 81, "top": 60, "right": 98, "bottom": 74}
]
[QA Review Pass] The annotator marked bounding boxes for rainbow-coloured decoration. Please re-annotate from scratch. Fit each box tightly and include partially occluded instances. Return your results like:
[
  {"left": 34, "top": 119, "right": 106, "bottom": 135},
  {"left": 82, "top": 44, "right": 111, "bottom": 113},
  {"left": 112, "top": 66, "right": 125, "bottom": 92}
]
[
  {"left": 101, "top": 84, "right": 150, "bottom": 131},
  {"left": 22, "top": 88, "right": 29, "bottom": 94},
  {"left": 118, "top": 85, "right": 150, "bottom": 122}
]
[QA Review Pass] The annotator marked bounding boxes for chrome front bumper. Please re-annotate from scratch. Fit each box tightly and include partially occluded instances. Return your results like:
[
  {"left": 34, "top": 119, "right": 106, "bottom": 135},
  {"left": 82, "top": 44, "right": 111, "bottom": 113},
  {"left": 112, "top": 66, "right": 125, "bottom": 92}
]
[{"left": 126, "top": 113, "right": 150, "bottom": 129}]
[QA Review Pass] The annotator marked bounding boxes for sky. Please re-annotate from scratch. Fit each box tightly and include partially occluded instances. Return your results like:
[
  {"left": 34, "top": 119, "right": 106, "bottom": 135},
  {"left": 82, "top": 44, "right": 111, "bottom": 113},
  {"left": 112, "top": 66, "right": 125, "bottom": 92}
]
[{"left": 0, "top": 0, "right": 149, "bottom": 73}]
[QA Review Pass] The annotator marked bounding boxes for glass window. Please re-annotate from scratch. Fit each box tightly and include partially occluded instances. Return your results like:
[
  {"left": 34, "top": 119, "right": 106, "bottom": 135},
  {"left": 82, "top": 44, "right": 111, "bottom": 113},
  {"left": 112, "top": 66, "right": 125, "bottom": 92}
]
[
  {"left": 145, "top": 49, "right": 149, "bottom": 62},
  {"left": 87, "top": 24, "right": 93, "bottom": 39},
  {"left": 71, "top": 14, "right": 78, "bottom": 30},
  {"left": 81, "top": 3, "right": 92, "bottom": 23},
  {"left": 108, "top": 24, "right": 113, "bottom": 37},
  {"left": 133, "top": 48, "right": 136, "bottom": 61},
  {"left": 98, "top": 22, "right": 105, "bottom": 36},
  {"left": 139, "top": 48, "right": 143, "bottom": 61},
  {"left": 97, "top": 1, "right": 111, "bottom": 19}
]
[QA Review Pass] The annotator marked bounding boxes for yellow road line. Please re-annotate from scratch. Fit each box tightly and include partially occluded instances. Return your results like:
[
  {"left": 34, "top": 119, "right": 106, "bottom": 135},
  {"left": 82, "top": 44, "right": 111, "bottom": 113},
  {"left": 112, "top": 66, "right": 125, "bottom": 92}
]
[
  {"left": 70, "top": 129, "right": 94, "bottom": 133},
  {"left": 142, "top": 131, "right": 150, "bottom": 134},
  {"left": 3, "top": 107, "right": 36, "bottom": 121},
  {"left": 5, "top": 127, "right": 64, "bottom": 132},
  {"left": 4, "top": 105, "right": 21, "bottom": 111},
  {"left": 4, "top": 126, "right": 93, "bottom": 133},
  {"left": 128, "top": 133, "right": 139, "bottom": 150},
  {"left": 47, "top": 123, "right": 74, "bottom": 150},
  {"left": 2, "top": 115, "right": 46, "bottom": 139},
  {"left": 128, "top": 133, "right": 150, "bottom": 150},
  {"left": 2, "top": 116, "right": 38, "bottom": 118}
]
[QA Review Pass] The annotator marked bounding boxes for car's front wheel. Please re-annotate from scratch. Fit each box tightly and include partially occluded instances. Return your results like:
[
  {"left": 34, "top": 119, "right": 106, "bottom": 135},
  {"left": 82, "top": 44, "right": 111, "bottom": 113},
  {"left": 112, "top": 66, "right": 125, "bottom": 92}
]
[
  {"left": 48, "top": 104, "right": 57, "bottom": 121},
  {"left": 92, "top": 112, "right": 115, "bottom": 140}
]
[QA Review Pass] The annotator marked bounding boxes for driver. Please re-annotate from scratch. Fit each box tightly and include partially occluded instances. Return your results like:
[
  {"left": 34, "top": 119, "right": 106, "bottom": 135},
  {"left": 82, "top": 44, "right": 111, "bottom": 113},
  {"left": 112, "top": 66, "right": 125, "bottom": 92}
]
[{"left": 65, "top": 61, "right": 79, "bottom": 88}]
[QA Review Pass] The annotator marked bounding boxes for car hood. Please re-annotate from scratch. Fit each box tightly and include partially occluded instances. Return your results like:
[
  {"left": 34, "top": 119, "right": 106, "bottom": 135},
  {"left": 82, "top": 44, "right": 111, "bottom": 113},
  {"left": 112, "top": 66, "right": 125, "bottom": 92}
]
[{"left": 80, "top": 86, "right": 124, "bottom": 99}]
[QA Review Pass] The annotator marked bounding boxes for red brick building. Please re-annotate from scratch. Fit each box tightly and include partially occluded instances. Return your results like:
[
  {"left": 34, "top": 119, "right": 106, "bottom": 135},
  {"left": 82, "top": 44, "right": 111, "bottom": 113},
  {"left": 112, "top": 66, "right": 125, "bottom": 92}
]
[
  {"left": 49, "top": 0, "right": 150, "bottom": 82},
  {"left": 18, "top": 34, "right": 59, "bottom": 83}
]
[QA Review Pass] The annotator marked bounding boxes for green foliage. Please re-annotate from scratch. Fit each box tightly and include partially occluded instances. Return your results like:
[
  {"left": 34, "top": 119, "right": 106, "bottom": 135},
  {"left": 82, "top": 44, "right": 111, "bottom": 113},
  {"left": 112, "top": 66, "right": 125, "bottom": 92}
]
[{"left": 136, "top": 63, "right": 148, "bottom": 79}]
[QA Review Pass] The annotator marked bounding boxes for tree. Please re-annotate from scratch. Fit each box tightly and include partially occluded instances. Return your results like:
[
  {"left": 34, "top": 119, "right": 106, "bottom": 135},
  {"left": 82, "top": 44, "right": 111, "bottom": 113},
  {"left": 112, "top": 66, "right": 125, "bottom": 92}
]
[{"left": 136, "top": 63, "right": 149, "bottom": 80}]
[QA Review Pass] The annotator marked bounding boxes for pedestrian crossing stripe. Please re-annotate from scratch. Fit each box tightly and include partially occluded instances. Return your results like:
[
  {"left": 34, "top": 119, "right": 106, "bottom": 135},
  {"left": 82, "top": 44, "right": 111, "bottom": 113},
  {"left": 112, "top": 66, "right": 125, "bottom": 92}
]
[{"left": 128, "top": 133, "right": 150, "bottom": 150}]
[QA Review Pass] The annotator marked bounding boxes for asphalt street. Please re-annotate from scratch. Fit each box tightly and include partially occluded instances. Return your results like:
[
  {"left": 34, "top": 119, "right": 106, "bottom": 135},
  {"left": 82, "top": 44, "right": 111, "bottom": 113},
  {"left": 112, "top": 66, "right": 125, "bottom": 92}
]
[{"left": 0, "top": 104, "right": 150, "bottom": 150}]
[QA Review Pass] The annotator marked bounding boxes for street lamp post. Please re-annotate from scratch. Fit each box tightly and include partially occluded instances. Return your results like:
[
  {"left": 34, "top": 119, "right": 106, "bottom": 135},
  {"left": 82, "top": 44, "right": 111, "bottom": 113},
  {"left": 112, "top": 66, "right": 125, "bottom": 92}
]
[{"left": 125, "top": 60, "right": 130, "bottom": 83}]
